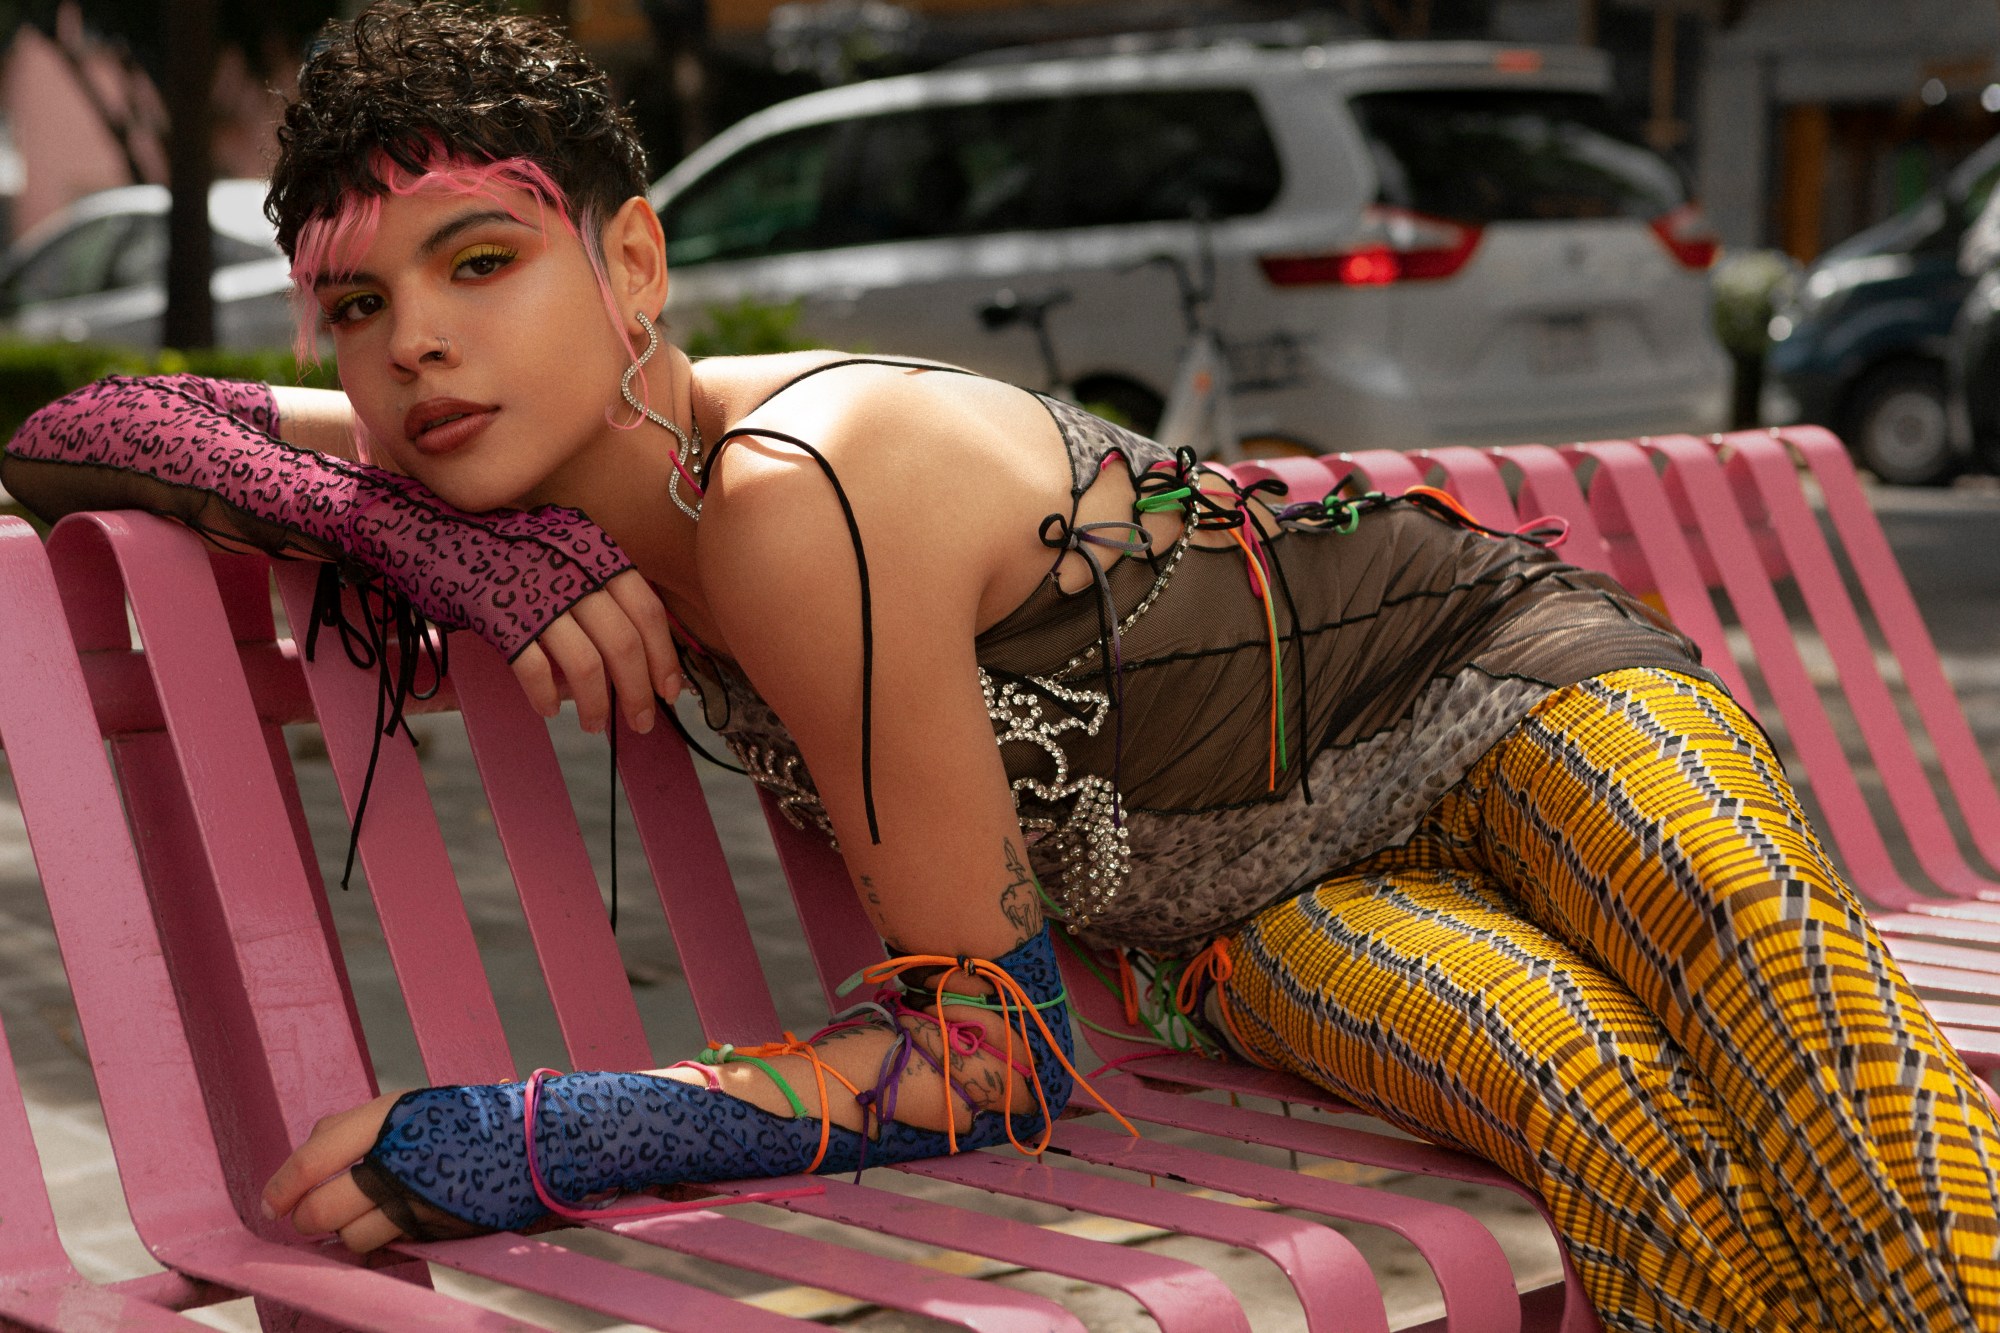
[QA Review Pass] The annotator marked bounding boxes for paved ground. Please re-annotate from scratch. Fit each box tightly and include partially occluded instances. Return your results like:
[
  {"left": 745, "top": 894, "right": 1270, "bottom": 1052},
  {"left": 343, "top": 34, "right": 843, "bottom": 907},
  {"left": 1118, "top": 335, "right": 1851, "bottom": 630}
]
[{"left": 3, "top": 474, "right": 1998, "bottom": 1330}]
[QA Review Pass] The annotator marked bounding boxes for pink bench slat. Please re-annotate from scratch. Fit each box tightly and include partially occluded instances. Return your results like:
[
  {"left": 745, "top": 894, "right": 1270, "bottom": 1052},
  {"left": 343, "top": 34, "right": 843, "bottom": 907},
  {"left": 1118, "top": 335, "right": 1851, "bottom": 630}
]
[
  {"left": 1777, "top": 427, "right": 2000, "bottom": 876},
  {"left": 762, "top": 789, "right": 888, "bottom": 1010},
  {"left": 398, "top": 1234, "right": 803, "bottom": 1332},
  {"left": 1054, "top": 1122, "right": 1524, "bottom": 1333},
  {"left": 1629, "top": 436, "right": 1921, "bottom": 905},
  {"left": 395, "top": 606, "right": 655, "bottom": 1072},
  {"left": 1417, "top": 446, "right": 1519, "bottom": 528},
  {"left": 1226, "top": 453, "right": 1354, "bottom": 501},
  {"left": 1561, "top": 442, "right": 1755, "bottom": 705},
  {"left": 615, "top": 718, "right": 788, "bottom": 1041},
  {"left": 712, "top": 1174, "right": 1253, "bottom": 1332},
  {"left": 1713, "top": 433, "right": 1998, "bottom": 898},
  {"left": 604, "top": 1207, "right": 1090, "bottom": 1331},
  {"left": 24, "top": 516, "right": 583, "bottom": 1330},
  {"left": 1491, "top": 445, "right": 1616, "bottom": 575},
  {"left": 1342, "top": 448, "right": 1429, "bottom": 494},
  {"left": 903, "top": 1148, "right": 1389, "bottom": 1333},
  {"left": 269, "top": 571, "right": 517, "bottom": 1085},
  {"left": 46, "top": 514, "right": 376, "bottom": 1177}
]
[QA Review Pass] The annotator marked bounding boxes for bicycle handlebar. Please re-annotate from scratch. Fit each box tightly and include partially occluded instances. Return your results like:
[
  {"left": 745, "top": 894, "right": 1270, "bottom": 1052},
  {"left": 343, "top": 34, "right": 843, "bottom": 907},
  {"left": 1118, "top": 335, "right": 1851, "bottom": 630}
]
[{"left": 977, "top": 287, "right": 1072, "bottom": 332}]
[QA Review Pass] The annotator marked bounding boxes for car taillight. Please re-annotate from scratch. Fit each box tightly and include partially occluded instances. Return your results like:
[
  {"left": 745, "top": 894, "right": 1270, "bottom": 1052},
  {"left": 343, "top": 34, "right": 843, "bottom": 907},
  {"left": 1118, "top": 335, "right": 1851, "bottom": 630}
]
[
  {"left": 1649, "top": 203, "right": 1720, "bottom": 270},
  {"left": 1259, "top": 206, "right": 1483, "bottom": 287}
]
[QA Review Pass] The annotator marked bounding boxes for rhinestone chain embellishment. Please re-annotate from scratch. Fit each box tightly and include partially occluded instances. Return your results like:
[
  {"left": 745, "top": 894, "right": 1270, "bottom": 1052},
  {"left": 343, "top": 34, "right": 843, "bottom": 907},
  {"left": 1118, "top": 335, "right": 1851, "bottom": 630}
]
[{"left": 979, "top": 668, "right": 1130, "bottom": 930}]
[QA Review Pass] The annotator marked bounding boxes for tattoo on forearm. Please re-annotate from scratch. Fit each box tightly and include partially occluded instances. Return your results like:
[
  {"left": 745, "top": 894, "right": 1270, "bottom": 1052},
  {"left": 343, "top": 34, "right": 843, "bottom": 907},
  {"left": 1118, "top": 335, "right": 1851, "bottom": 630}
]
[{"left": 999, "top": 838, "right": 1043, "bottom": 940}]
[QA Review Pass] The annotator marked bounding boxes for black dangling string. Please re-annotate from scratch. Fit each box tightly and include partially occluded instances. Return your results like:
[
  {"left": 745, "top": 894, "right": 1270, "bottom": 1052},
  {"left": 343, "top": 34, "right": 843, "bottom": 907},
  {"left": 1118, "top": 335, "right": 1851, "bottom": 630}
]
[
  {"left": 1037, "top": 510, "right": 1151, "bottom": 820},
  {"left": 304, "top": 565, "right": 448, "bottom": 890},
  {"left": 1207, "top": 466, "right": 1316, "bottom": 801},
  {"left": 702, "top": 425, "right": 884, "bottom": 843},
  {"left": 660, "top": 692, "right": 749, "bottom": 774},
  {"left": 1261, "top": 519, "right": 1316, "bottom": 806}
]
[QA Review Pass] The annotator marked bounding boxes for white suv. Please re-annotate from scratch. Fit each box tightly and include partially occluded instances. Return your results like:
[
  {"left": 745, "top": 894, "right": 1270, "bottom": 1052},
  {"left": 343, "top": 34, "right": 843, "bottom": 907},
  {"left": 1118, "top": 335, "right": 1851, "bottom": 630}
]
[{"left": 651, "top": 39, "right": 1730, "bottom": 451}]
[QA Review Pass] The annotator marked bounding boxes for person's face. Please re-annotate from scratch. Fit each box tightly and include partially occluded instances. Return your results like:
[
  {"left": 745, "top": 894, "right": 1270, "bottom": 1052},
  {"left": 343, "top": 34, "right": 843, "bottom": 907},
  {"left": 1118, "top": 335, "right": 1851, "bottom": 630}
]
[{"left": 310, "top": 186, "right": 629, "bottom": 512}]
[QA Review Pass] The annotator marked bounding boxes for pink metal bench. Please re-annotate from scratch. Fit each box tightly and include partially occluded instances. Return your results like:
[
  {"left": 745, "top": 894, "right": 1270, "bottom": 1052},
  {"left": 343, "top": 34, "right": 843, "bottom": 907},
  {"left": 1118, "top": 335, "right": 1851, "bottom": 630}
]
[{"left": 0, "top": 425, "right": 1989, "bottom": 1329}]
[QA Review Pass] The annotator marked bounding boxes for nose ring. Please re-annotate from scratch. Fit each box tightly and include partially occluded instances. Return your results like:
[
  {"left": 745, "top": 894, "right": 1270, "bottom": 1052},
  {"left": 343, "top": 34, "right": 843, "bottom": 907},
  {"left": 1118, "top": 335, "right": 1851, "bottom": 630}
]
[{"left": 426, "top": 335, "right": 451, "bottom": 362}]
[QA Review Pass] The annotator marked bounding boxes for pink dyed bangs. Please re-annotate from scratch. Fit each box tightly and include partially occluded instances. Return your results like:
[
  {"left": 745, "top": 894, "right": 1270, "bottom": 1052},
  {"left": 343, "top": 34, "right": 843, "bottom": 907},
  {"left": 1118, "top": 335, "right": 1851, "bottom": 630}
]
[{"left": 289, "top": 152, "right": 626, "bottom": 365}]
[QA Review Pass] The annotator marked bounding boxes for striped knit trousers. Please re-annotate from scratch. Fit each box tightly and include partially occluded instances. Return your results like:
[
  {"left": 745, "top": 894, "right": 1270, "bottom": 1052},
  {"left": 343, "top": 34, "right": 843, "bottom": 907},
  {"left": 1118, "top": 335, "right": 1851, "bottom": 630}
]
[{"left": 1219, "top": 668, "right": 2000, "bottom": 1333}]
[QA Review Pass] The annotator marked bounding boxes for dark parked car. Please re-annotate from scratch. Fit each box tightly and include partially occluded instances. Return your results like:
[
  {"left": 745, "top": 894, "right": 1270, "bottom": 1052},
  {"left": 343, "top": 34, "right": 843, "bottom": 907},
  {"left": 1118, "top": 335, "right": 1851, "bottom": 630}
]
[{"left": 1762, "top": 134, "right": 2000, "bottom": 484}]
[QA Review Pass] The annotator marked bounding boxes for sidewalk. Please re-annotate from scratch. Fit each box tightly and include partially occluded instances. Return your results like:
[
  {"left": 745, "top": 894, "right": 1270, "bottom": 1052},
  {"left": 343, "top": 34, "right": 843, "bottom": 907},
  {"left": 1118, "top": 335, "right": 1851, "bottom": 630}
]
[{"left": 3, "top": 477, "right": 1997, "bottom": 1329}]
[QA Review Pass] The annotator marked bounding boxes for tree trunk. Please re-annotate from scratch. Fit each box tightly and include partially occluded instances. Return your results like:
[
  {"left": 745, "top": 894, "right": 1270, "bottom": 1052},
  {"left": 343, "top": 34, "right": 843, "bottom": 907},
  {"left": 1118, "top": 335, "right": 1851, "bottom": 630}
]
[{"left": 163, "top": 0, "right": 217, "bottom": 350}]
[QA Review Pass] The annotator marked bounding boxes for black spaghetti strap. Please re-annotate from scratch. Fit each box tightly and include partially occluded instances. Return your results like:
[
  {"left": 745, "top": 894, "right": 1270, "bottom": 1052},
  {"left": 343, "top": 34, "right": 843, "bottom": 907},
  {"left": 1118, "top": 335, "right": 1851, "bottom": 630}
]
[
  {"left": 744, "top": 356, "right": 981, "bottom": 414},
  {"left": 704, "top": 423, "right": 884, "bottom": 845}
]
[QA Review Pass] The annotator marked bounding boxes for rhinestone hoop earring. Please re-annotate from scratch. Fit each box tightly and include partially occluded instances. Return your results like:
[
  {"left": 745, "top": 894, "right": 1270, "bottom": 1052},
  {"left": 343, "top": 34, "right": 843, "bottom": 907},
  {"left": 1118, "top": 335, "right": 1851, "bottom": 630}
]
[{"left": 621, "top": 311, "right": 704, "bottom": 521}]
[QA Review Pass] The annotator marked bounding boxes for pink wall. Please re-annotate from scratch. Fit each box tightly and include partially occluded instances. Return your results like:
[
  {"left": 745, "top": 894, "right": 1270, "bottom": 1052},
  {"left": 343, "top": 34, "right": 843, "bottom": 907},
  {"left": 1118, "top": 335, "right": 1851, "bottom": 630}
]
[{"left": 0, "top": 6, "right": 292, "bottom": 241}]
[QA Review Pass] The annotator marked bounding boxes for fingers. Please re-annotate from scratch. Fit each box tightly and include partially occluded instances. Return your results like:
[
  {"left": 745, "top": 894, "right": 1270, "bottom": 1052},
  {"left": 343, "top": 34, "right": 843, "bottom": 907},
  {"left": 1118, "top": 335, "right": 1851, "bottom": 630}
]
[
  {"left": 535, "top": 616, "right": 612, "bottom": 731},
  {"left": 263, "top": 1091, "right": 402, "bottom": 1225},
  {"left": 511, "top": 641, "right": 560, "bottom": 719},
  {"left": 336, "top": 1203, "right": 406, "bottom": 1254},
  {"left": 604, "top": 569, "right": 684, "bottom": 702},
  {"left": 519, "top": 577, "right": 686, "bottom": 735},
  {"left": 289, "top": 1168, "right": 384, "bottom": 1238},
  {"left": 570, "top": 590, "right": 660, "bottom": 735}
]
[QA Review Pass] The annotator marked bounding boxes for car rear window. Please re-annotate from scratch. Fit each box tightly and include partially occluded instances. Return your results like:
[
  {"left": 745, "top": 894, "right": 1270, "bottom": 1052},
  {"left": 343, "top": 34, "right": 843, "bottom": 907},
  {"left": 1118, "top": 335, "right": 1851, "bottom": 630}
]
[
  {"left": 1351, "top": 89, "right": 1684, "bottom": 224},
  {"left": 1051, "top": 89, "right": 1282, "bottom": 227},
  {"left": 820, "top": 99, "right": 1060, "bottom": 247}
]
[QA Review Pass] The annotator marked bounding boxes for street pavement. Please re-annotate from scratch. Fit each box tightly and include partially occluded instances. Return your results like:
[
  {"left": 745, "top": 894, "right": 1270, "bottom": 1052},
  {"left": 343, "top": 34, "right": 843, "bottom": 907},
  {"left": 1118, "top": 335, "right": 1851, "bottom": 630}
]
[{"left": 3, "top": 474, "right": 1998, "bottom": 1330}]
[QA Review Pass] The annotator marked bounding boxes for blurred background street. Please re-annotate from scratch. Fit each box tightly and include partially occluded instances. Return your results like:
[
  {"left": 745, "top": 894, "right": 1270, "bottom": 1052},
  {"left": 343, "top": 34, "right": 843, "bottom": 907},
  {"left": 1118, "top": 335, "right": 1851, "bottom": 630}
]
[{"left": 4, "top": 0, "right": 2000, "bottom": 1327}]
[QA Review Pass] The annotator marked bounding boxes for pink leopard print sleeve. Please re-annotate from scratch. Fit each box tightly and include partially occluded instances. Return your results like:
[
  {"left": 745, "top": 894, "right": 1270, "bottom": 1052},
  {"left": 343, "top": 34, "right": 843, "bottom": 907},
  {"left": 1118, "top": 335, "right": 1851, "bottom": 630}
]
[{"left": 2, "top": 374, "right": 632, "bottom": 659}]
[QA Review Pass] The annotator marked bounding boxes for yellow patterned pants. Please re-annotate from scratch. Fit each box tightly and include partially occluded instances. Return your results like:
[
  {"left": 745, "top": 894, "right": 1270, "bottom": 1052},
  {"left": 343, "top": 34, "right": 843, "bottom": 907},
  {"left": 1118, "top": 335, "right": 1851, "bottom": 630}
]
[{"left": 1220, "top": 668, "right": 2000, "bottom": 1333}]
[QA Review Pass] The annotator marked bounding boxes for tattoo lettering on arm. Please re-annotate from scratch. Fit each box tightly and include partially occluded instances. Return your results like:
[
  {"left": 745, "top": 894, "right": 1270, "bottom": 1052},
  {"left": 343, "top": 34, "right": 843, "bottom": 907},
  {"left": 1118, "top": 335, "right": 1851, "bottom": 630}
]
[
  {"left": 858, "top": 873, "right": 910, "bottom": 953},
  {"left": 999, "top": 838, "right": 1044, "bottom": 942}
]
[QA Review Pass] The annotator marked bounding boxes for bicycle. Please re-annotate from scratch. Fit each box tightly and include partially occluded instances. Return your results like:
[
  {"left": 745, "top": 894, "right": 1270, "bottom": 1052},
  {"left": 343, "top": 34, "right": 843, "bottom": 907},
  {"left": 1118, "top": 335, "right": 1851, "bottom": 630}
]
[{"left": 1143, "top": 204, "right": 1308, "bottom": 463}]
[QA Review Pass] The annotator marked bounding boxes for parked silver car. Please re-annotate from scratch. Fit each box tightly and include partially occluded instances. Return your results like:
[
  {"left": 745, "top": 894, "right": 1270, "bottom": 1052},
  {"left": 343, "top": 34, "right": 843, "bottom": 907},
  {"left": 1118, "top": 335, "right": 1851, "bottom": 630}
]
[
  {"left": 652, "top": 39, "right": 1731, "bottom": 451},
  {"left": 0, "top": 179, "right": 294, "bottom": 350}
]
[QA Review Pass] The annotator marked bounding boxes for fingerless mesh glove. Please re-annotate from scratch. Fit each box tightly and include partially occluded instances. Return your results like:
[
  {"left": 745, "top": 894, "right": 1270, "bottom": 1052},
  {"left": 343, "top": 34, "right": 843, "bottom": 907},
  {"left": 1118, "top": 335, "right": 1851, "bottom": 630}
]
[{"left": 2, "top": 374, "right": 631, "bottom": 659}]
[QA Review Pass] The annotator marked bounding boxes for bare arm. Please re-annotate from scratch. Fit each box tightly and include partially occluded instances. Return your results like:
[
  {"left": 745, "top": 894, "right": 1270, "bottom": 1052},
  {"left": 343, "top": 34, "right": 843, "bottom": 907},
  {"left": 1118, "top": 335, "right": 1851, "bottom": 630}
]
[
  {"left": 4, "top": 374, "right": 679, "bottom": 730},
  {"left": 268, "top": 384, "right": 369, "bottom": 462},
  {"left": 681, "top": 393, "right": 1055, "bottom": 1120}
]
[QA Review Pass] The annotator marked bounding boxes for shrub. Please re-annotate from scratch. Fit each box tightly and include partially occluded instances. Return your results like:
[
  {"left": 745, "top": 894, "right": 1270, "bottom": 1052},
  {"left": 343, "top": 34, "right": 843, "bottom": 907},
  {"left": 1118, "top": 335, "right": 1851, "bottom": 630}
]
[
  {"left": 0, "top": 341, "right": 336, "bottom": 443},
  {"left": 678, "top": 298, "right": 818, "bottom": 357}
]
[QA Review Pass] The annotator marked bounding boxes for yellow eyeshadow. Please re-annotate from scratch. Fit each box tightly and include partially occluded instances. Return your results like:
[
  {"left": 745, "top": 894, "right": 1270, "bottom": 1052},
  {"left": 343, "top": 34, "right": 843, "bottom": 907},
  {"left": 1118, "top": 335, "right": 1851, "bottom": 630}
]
[{"left": 453, "top": 242, "right": 517, "bottom": 268}]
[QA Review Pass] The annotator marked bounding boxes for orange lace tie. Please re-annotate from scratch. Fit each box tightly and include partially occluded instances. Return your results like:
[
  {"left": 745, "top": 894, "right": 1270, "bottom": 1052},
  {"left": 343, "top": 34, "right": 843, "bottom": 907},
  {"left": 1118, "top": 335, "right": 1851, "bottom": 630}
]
[
  {"left": 860, "top": 953, "right": 1139, "bottom": 1155},
  {"left": 1115, "top": 947, "right": 1142, "bottom": 1027},
  {"left": 1403, "top": 484, "right": 1479, "bottom": 527},
  {"left": 1174, "top": 938, "right": 1249, "bottom": 1054},
  {"left": 711, "top": 1033, "right": 866, "bottom": 1174}
]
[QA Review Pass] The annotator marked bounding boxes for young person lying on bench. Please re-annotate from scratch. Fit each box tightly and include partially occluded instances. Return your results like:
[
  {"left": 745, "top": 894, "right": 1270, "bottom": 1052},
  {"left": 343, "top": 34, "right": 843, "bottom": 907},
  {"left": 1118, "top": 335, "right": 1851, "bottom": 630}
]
[{"left": 6, "top": 5, "right": 1997, "bottom": 1329}]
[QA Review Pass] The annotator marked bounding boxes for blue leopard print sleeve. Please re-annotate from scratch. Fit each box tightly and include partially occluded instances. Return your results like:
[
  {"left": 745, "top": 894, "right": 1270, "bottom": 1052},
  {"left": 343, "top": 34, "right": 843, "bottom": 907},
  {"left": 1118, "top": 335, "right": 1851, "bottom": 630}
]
[{"left": 355, "top": 928, "right": 1075, "bottom": 1234}]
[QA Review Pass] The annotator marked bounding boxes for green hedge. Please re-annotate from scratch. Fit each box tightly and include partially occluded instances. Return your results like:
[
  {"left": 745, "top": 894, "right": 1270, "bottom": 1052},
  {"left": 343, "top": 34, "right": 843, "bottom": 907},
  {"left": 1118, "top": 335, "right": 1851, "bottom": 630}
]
[
  {"left": 0, "top": 341, "right": 337, "bottom": 443},
  {"left": 0, "top": 298, "right": 819, "bottom": 444}
]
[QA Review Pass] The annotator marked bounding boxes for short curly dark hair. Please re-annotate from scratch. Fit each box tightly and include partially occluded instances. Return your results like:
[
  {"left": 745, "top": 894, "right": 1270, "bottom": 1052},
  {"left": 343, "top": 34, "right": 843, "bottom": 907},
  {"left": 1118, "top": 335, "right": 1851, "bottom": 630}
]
[{"left": 266, "top": 1, "right": 650, "bottom": 260}]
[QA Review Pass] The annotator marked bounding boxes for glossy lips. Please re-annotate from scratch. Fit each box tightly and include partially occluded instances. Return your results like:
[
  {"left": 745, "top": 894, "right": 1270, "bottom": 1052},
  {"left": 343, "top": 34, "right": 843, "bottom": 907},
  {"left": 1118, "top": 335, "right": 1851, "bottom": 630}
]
[{"left": 405, "top": 398, "right": 497, "bottom": 455}]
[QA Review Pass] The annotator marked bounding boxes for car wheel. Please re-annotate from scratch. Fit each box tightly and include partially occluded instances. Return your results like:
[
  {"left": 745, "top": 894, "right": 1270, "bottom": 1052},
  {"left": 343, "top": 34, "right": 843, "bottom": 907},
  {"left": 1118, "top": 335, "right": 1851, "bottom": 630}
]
[{"left": 1848, "top": 364, "right": 1958, "bottom": 486}]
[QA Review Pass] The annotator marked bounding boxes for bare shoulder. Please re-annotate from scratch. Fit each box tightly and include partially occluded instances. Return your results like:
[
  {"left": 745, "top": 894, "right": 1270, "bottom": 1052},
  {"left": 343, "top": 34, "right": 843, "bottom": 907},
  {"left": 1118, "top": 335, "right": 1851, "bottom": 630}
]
[{"left": 695, "top": 357, "right": 1068, "bottom": 652}]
